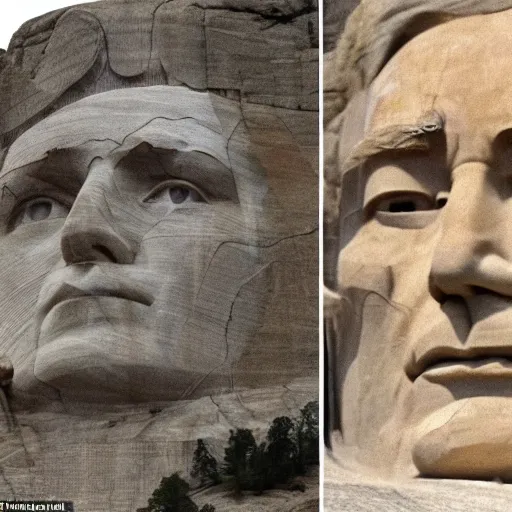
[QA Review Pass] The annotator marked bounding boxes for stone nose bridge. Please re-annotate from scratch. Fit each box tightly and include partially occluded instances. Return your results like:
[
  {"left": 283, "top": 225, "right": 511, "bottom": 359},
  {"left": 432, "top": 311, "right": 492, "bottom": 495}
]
[
  {"left": 59, "top": 157, "right": 135, "bottom": 265},
  {"left": 429, "top": 161, "right": 512, "bottom": 301}
]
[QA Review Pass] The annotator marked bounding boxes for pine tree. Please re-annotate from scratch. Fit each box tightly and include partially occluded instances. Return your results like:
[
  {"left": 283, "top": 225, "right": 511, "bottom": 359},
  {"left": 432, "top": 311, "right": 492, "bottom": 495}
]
[
  {"left": 294, "top": 400, "right": 319, "bottom": 474},
  {"left": 301, "top": 401, "right": 319, "bottom": 465},
  {"left": 248, "top": 441, "right": 270, "bottom": 494},
  {"left": 199, "top": 505, "right": 216, "bottom": 512},
  {"left": 147, "top": 472, "right": 198, "bottom": 512},
  {"left": 191, "top": 439, "right": 220, "bottom": 486},
  {"left": 266, "top": 416, "right": 297, "bottom": 484},
  {"left": 223, "top": 428, "right": 257, "bottom": 494}
]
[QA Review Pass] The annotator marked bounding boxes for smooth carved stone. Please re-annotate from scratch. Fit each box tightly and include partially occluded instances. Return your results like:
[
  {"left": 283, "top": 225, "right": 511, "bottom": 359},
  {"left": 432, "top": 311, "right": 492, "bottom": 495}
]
[
  {"left": 324, "top": 456, "right": 512, "bottom": 512},
  {"left": 325, "top": 0, "right": 512, "bottom": 500},
  {"left": 413, "top": 398, "right": 512, "bottom": 481}
]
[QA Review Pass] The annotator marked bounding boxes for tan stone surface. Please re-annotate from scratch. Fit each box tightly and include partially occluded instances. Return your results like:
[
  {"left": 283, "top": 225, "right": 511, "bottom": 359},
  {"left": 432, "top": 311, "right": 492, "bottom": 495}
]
[
  {"left": 325, "top": 454, "right": 512, "bottom": 512},
  {"left": 325, "top": 0, "right": 512, "bottom": 499},
  {"left": 0, "top": 0, "right": 318, "bottom": 509}
]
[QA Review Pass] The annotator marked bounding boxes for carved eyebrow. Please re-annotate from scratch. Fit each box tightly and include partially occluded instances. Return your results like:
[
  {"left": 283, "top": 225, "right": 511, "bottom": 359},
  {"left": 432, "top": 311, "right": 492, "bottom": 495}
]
[
  {"left": 0, "top": 138, "right": 117, "bottom": 181},
  {"left": 121, "top": 146, "right": 238, "bottom": 201},
  {"left": 341, "top": 112, "right": 445, "bottom": 178}
]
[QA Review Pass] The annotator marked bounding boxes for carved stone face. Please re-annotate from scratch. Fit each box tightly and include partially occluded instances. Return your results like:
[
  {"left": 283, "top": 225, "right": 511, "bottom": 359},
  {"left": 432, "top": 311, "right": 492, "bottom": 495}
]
[
  {"left": 337, "top": 10, "right": 512, "bottom": 480},
  {"left": 0, "top": 86, "right": 285, "bottom": 403}
]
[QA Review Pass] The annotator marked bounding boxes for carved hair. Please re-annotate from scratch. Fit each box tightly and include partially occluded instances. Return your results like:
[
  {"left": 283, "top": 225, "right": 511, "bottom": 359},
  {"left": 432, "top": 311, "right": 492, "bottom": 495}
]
[{"left": 0, "top": 0, "right": 317, "bottom": 150}]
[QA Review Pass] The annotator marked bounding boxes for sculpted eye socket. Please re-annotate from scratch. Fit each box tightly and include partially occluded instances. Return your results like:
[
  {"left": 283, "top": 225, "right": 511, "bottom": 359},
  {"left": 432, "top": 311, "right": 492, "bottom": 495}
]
[
  {"left": 364, "top": 191, "right": 449, "bottom": 229},
  {"left": 144, "top": 180, "right": 208, "bottom": 206},
  {"left": 10, "top": 197, "right": 70, "bottom": 232},
  {"left": 370, "top": 192, "right": 435, "bottom": 214}
]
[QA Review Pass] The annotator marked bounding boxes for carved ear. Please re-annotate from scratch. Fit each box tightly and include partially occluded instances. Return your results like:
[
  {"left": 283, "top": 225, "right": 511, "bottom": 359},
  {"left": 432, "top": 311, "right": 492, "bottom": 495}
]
[{"left": 33, "top": 10, "right": 102, "bottom": 92}]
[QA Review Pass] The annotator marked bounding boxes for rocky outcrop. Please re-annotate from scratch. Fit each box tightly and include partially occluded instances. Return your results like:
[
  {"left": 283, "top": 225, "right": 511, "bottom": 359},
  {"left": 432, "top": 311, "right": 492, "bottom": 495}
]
[{"left": 0, "top": 1, "right": 318, "bottom": 510}]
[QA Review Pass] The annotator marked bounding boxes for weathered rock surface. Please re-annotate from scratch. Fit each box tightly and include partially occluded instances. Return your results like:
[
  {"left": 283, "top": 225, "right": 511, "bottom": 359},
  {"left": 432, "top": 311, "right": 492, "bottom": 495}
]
[
  {"left": 194, "top": 468, "right": 319, "bottom": 512},
  {"left": 0, "top": 0, "right": 318, "bottom": 147},
  {"left": 325, "top": 455, "right": 512, "bottom": 511},
  {"left": 0, "top": 0, "right": 319, "bottom": 509},
  {"left": 0, "top": 380, "right": 317, "bottom": 510},
  {"left": 325, "top": 0, "right": 512, "bottom": 506},
  {"left": 323, "top": 0, "right": 358, "bottom": 52}
]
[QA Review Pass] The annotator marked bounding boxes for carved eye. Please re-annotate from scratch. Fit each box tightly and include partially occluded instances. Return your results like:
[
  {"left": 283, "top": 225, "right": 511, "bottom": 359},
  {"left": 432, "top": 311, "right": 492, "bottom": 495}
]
[
  {"left": 372, "top": 193, "right": 434, "bottom": 214},
  {"left": 10, "top": 197, "right": 70, "bottom": 231},
  {"left": 144, "top": 180, "right": 208, "bottom": 206}
]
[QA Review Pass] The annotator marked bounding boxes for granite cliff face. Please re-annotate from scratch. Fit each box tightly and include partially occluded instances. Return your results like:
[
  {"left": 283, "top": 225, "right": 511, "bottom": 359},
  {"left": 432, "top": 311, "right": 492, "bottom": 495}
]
[{"left": 0, "top": 0, "right": 318, "bottom": 509}]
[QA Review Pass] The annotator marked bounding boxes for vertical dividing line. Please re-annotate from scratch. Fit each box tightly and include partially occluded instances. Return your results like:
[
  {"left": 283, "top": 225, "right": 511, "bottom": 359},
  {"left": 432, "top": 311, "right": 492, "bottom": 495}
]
[{"left": 318, "top": 0, "right": 325, "bottom": 510}]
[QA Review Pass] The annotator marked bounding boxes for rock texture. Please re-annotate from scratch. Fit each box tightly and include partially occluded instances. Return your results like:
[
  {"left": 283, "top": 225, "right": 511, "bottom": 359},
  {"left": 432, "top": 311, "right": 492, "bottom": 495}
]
[
  {"left": 194, "top": 468, "right": 318, "bottom": 512},
  {"left": 0, "top": 380, "right": 316, "bottom": 510},
  {"left": 323, "top": 0, "right": 358, "bottom": 52},
  {"left": 0, "top": 0, "right": 318, "bottom": 509},
  {"left": 324, "top": 455, "right": 512, "bottom": 512},
  {"left": 325, "top": 0, "right": 512, "bottom": 504}
]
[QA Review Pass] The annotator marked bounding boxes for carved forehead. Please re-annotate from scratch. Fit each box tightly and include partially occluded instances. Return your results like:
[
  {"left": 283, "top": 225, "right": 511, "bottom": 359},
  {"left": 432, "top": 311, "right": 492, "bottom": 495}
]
[
  {"left": 367, "top": 9, "right": 512, "bottom": 133},
  {"left": 3, "top": 86, "right": 233, "bottom": 174}
]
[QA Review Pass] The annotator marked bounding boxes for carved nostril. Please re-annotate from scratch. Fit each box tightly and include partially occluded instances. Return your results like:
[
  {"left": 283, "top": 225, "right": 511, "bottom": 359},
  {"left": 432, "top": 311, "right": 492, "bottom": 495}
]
[
  {"left": 472, "top": 286, "right": 491, "bottom": 295},
  {"left": 92, "top": 245, "right": 117, "bottom": 263},
  {"left": 436, "top": 197, "right": 448, "bottom": 208}
]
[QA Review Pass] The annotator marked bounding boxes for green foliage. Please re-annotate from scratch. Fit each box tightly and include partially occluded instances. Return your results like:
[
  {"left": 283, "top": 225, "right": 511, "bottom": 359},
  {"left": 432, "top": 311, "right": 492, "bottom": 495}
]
[
  {"left": 191, "top": 439, "right": 220, "bottom": 486},
  {"left": 294, "top": 401, "right": 319, "bottom": 474},
  {"left": 223, "top": 428, "right": 257, "bottom": 494},
  {"left": 301, "top": 401, "right": 320, "bottom": 464},
  {"left": 147, "top": 473, "right": 196, "bottom": 512},
  {"left": 266, "top": 416, "right": 297, "bottom": 484},
  {"left": 145, "top": 472, "right": 216, "bottom": 512},
  {"left": 145, "top": 401, "right": 319, "bottom": 507},
  {"left": 199, "top": 505, "right": 216, "bottom": 512},
  {"left": 221, "top": 415, "right": 302, "bottom": 494},
  {"left": 247, "top": 441, "right": 270, "bottom": 494}
]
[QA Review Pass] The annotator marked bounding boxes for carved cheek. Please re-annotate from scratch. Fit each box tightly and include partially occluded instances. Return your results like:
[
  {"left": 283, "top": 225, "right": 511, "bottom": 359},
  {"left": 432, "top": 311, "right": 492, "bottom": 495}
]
[{"left": 0, "top": 224, "right": 63, "bottom": 365}]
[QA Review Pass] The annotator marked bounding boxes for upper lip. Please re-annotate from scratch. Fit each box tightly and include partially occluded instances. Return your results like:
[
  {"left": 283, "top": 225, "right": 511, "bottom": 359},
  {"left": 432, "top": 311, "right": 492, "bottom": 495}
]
[
  {"left": 36, "top": 263, "right": 156, "bottom": 321},
  {"left": 407, "top": 345, "right": 512, "bottom": 381}
]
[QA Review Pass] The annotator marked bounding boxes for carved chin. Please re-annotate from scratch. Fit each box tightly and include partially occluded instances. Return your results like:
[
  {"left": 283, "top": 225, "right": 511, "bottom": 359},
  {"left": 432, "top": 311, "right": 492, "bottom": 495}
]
[
  {"left": 33, "top": 337, "right": 221, "bottom": 404},
  {"left": 412, "top": 397, "right": 512, "bottom": 481},
  {"left": 31, "top": 296, "right": 227, "bottom": 403}
]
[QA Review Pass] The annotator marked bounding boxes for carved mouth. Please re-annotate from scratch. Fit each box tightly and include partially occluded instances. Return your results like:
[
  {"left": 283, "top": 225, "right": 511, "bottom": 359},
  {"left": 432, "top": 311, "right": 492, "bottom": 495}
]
[
  {"left": 42, "top": 284, "right": 154, "bottom": 316},
  {"left": 420, "top": 357, "right": 512, "bottom": 383},
  {"left": 37, "top": 269, "right": 156, "bottom": 324},
  {"left": 407, "top": 347, "right": 512, "bottom": 382}
]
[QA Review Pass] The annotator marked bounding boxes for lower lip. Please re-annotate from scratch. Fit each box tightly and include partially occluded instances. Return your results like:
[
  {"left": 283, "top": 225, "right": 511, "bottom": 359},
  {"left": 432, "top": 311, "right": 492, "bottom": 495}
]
[
  {"left": 421, "top": 358, "right": 512, "bottom": 382},
  {"left": 45, "top": 293, "right": 152, "bottom": 313},
  {"left": 38, "top": 296, "right": 151, "bottom": 342}
]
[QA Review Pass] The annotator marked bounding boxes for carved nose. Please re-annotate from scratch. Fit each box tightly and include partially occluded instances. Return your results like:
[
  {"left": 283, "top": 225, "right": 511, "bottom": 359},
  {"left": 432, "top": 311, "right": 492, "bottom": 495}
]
[
  {"left": 429, "top": 162, "right": 512, "bottom": 301},
  {"left": 60, "top": 162, "right": 135, "bottom": 265}
]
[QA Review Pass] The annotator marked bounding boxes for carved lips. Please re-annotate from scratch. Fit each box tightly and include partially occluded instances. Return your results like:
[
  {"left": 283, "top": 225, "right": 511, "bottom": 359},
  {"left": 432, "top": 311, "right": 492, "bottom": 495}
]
[
  {"left": 411, "top": 355, "right": 512, "bottom": 383},
  {"left": 407, "top": 334, "right": 512, "bottom": 382},
  {"left": 35, "top": 263, "right": 156, "bottom": 326},
  {"left": 404, "top": 290, "right": 512, "bottom": 382}
]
